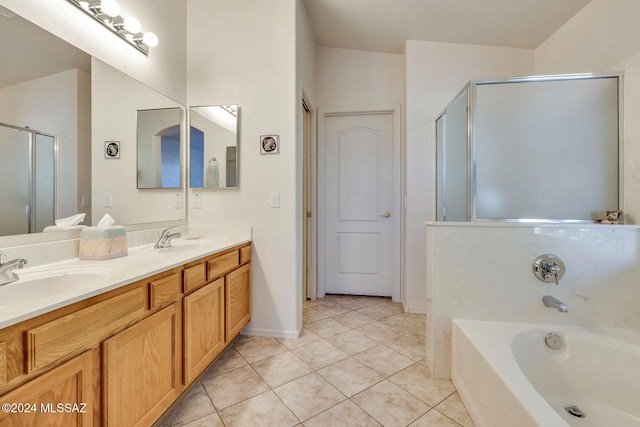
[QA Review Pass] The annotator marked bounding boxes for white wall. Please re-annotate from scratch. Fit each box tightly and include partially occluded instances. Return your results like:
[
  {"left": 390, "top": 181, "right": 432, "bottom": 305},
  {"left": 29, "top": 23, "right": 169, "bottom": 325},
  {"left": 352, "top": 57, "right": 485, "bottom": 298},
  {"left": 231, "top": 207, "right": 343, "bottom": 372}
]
[
  {"left": 426, "top": 223, "right": 640, "bottom": 378},
  {"left": 0, "top": 69, "right": 90, "bottom": 224},
  {"left": 535, "top": 0, "right": 640, "bottom": 224},
  {"left": 187, "top": 0, "right": 300, "bottom": 338},
  {"left": 92, "top": 58, "right": 185, "bottom": 225},
  {"left": 404, "top": 41, "right": 534, "bottom": 313},
  {"left": 315, "top": 47, "right": 404, "bottom": 108},
  {"left": 0, "top": 0, "right": 187, "bottom": 104}
]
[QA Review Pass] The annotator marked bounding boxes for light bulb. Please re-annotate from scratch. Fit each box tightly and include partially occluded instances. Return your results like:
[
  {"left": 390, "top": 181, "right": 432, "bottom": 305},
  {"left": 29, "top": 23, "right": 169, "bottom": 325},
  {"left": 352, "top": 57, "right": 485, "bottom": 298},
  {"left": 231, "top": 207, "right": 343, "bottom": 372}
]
[
  {"left": 123, "top": 16, "right": 141, "bottom": 33},
  {"left": 100, "top": 0, "right": 120, "bottom": 17},
  {"left": 142, "top": 31, "right": 159, "bottom": 47}
]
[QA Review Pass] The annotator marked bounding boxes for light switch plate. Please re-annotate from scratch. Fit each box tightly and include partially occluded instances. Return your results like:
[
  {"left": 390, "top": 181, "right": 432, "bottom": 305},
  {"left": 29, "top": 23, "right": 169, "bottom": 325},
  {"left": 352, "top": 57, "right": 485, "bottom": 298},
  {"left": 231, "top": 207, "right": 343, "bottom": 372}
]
[
  {"left": 194, "top": 193, "right": 202, "bottom": 209},
  {"left": 174, "top": 193, "right": 182, "bottom": 208},
  {"left": 270, "top": 192, "right": 280, "bottom": 208},
  {"left": 104, "top": 193, "right": 112, "bottom": 207}
]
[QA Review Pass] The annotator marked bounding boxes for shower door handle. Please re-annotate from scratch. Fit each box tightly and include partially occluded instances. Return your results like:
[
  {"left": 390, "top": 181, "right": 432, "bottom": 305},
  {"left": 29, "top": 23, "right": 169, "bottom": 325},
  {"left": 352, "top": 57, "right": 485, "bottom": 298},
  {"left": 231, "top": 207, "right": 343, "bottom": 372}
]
[{"left": 380, "top": 211, "right": 391, "bottom": 218}]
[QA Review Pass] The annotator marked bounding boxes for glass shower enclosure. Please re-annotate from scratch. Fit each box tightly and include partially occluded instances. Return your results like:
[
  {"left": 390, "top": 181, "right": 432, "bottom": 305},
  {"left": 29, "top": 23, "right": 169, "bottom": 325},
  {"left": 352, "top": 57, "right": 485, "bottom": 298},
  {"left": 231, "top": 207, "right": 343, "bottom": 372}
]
[
  {"left": 0, "top": 122, "right": 57, "bottom": 235},
  {"left": 435, "top": 73, "right": 622, "bottom": 222}
]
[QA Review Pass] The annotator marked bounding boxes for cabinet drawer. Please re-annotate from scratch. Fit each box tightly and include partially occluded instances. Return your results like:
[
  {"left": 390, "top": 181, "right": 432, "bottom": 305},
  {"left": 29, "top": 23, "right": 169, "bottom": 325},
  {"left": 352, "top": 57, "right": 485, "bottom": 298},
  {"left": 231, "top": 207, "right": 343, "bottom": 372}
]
[
  {"left": 183, "top": 262, "right": 207, "bottom": 294},
  {"left": 26, "top": 287, "right": 145, "bottom": 373},
  {"left": 149, "top": 273, "right": 181, "bottom": 309},
  {"left": 207, "top": 251, "right": 239, "bottom": 280},
  {"left": 240, "top": 245, "right": 251, "bottom": 265}
]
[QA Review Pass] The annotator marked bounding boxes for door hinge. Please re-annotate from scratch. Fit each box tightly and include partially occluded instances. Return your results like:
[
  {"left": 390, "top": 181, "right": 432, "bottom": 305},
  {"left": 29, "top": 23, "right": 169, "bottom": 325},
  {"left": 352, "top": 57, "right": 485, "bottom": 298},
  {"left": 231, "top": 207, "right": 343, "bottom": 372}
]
[{"left": 306, "top": 211, "right": 312, "bottom": 218}]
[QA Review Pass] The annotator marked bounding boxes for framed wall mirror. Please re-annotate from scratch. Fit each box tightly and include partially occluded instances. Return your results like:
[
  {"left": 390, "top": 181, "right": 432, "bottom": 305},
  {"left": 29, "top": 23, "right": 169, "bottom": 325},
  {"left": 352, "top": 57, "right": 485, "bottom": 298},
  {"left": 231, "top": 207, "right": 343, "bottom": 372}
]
[
  {"left": 189, "top": 105, "right": 239, "bottom": 189},
  {"left": 136, "top": 107, "right": 183, "bottom": 189}
]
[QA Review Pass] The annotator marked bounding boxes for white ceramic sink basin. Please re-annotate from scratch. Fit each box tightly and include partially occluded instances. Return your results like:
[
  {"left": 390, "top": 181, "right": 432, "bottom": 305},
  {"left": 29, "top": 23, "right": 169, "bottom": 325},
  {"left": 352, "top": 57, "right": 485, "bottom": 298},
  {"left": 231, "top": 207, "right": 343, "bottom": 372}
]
[{"left": 1, "top": 266, "right": 114, "bottom": 307}]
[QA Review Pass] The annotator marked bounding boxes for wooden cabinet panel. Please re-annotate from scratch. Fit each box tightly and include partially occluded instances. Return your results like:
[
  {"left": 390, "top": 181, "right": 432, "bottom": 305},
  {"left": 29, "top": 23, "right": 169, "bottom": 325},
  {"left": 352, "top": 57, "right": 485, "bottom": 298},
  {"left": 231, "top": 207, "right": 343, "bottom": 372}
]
[
  {"left": 183, "top": 262, "right": 207, "bottom": 294},
  {"left": 149, "top": 273, "right": 181, "bottom": 309},
  {"left": 240, "top": 245, "right": 251, "bottom": 265},
  {"left": 0, "top": 350, "right": 94, "bottom": 427},
  {"left": 183, "top": 278, "right": 225, "bottom": 385},
  {"left": 207, "top": 251, "right": 239, "bottom": 280},
  {"left": 0, "top": 341, "right": 5, "bottom": 386},
  {"left": 225, "top": 264, "right": 251, "bottom": 342},
  {"left": 102, "top": 303, "right": 180, "bottom": 427},
  {"left": 26, "top": 287, "right": 145, "bottom": 373}
]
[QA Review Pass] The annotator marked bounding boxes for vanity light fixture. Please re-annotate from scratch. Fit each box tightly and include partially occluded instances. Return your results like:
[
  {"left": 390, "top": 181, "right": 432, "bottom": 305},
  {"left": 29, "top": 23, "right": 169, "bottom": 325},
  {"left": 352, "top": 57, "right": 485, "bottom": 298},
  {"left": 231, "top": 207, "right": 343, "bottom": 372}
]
[{"left": 67, "top": 0, "right": 159, "bottom": 55}]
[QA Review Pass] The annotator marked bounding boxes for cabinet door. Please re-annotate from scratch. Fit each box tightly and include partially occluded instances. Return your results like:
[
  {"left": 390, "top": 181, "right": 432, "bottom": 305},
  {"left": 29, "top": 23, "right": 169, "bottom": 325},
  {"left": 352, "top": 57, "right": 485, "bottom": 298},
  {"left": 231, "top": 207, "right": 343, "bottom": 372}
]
[
  {"left": 0, "top": 350, "right": 94, "bottom": 427},
  {"left": 226, "top": 263, "right": 251, "bottom": 342},
  {"left": 183, "top": 278, "right": 225, "bottom": 384},
  {"left": 102, "top": 304, "right": 180, "bottom": 427}
]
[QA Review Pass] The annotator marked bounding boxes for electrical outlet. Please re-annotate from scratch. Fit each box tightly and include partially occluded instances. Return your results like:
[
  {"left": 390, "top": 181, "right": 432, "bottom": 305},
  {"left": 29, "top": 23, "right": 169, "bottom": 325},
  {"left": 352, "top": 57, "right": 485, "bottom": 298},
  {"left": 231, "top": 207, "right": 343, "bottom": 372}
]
[
  {"left": 194, "top": 193, "right": 202, "bottom": 209},
  {"left": 104, "top": 193, "right": 112, "bottom": 207},
  {"left": 81, "top": 196, "right": 89, "bottom": 207},
  {"left": 174, "top": 193, "right": 182, "bottom": 208}
]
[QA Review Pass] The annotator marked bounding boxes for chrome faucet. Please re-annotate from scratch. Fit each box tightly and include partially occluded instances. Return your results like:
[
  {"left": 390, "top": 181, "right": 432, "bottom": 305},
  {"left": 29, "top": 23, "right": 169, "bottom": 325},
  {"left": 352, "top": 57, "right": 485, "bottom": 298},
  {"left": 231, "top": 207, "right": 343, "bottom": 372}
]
[
  {"left": 533, "top": 254, "right": 565, "bottom": 285},
  {"left": 154, "top": 227, "right": 182, "bottom": 249},
  {"left": 542, "top": 295, "right": 568, "bottom": 312},
  {"left": 0, "top": 251, "right": 27, "bottom": 286}
]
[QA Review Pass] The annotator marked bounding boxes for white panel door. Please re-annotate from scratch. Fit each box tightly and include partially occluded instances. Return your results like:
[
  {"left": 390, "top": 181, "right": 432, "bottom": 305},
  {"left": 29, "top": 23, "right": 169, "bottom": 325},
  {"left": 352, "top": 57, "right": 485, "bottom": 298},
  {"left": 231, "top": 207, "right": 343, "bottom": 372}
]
[{"left": 324, "top": 113, "right": 394, "bottom": 296}]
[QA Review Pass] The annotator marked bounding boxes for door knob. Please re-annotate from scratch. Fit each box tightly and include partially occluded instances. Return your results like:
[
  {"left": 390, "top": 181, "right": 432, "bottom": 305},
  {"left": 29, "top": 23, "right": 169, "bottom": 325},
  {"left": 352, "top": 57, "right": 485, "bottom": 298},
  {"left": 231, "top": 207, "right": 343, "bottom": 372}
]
[{"left": 380, "top": 211, "right": 391, "bottom": 218}]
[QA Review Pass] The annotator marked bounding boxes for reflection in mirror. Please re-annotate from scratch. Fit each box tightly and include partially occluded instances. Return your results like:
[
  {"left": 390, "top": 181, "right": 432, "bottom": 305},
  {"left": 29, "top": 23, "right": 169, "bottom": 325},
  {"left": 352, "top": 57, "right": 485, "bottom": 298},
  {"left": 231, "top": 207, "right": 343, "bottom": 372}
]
[
  {"left": 189, "top": 105, "right": 238, "bottom": 189},
  {"left": 0, "top": 10, "right": 91, "bottom": 237},
  {"left": 136, "top": 108, "right": 182, "bottom": 189}
]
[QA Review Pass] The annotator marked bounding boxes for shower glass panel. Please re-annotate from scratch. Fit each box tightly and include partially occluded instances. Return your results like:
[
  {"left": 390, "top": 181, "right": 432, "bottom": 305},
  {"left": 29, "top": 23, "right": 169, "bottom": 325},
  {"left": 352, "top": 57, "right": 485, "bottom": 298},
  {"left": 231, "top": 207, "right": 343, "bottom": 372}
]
[
  {"left": 442, "top": 92, "right": 468, "bottom": 221},
  {"left": 0, "top": 126, "right": 30, "bottom": 235},
  {"left": 34, "top": 133, "right": 55, "bottom": 232},
  {"left": 435, "top": 116, "right": 444, "bottom": 221},
  {"left": 434, "top": 73, "right": 621, "bottom": 222},
  {"left": 475, "top": 78, "right": 618, "bottom": 220},
  {"left": 0, "top": 123, "right": 57, "bottom": 235}
]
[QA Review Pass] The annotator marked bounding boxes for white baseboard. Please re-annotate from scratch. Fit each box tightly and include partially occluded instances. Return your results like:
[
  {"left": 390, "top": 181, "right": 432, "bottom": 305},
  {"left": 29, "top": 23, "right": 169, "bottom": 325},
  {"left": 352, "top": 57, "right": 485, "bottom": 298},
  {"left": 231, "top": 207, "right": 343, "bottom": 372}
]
[
  {"left": 242, "top": 327, "right": 301, "bottom": 339},
  {"left": 403, "top": 301, "right": 428, "bottom": 314}
]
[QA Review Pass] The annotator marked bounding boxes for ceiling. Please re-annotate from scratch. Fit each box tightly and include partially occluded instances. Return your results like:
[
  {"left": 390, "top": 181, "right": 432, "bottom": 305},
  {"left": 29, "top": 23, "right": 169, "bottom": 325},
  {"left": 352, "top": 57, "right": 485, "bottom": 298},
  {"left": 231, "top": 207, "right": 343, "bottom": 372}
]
[
  {"left": 0, "top": 10, "right": 90, "bottom": 89},
  {"left": 303, "top": 0, "right": 592, "bottom": 53}
]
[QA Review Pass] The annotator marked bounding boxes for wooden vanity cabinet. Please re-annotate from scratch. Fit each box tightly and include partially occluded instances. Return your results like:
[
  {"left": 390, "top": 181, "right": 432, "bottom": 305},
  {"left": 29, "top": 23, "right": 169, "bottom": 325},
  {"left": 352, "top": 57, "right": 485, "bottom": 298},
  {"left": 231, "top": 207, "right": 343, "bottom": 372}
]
[
  {"left": 0, "top": 349, "right": 95, "bottom": 427},
  {"left": 225, "top": 263, "right": 251, "bottom": 342},
  {"left": 102, "top": 303, "right": 181, "bottom": 427},
  {"left": 0, "top": 242, "right": 251, "bottom": 427},
  {"left": 183, "top": 277, "right": 225, "bottom": 384}
]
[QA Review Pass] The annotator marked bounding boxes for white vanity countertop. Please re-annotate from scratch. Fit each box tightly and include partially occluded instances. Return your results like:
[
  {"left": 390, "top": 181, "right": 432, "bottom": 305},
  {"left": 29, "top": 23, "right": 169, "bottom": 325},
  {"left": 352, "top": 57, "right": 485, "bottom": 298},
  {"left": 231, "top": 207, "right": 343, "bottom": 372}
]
[{"left": 0, "top": 234, "right": 251, "bottom": 329}]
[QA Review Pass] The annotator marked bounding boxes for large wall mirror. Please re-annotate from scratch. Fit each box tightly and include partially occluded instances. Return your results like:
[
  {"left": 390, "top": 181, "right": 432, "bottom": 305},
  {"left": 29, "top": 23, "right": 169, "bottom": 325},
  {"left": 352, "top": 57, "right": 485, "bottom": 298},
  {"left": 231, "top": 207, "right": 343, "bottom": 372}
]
[
  {"left": 137, "top": 108, "right": 183, "bottom": 189},
  {"left": 189, "top": 105, "right": 239, "bottom": 189},
  {"left": 0, "top": 6, "right": 185, "bottom": 239}
]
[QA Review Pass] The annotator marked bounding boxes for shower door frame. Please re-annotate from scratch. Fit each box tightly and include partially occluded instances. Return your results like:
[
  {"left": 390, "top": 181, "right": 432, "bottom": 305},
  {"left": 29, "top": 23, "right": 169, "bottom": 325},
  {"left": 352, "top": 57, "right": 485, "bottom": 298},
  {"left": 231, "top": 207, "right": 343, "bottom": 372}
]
[{"left": 0, "top": 122, "right": 59, "bottom": 233}]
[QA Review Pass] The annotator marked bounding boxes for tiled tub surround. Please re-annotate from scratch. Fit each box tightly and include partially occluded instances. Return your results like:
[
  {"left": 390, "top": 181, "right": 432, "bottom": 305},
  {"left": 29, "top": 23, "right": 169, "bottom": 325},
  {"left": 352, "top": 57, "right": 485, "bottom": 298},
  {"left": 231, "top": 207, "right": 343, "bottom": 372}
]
[
  {"left": 0, "top": 224, "right": 251, "bottom": 328},
  {"left": 425, "top": 222, "right": 640, "bottom": 379},
  {"left": 158, "top": 295, "right": 475, "bottom": 427},
  {"left": 452, "top": 320, "right": 640, "bottom": 427}
]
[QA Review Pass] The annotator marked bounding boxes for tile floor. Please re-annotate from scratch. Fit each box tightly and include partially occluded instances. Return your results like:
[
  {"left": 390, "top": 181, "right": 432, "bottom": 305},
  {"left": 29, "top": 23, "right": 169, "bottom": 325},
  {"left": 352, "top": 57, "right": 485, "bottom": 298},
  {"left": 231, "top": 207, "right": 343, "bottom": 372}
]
[{"left": 158, "top": 295, "right": 475, "bottom": 427}]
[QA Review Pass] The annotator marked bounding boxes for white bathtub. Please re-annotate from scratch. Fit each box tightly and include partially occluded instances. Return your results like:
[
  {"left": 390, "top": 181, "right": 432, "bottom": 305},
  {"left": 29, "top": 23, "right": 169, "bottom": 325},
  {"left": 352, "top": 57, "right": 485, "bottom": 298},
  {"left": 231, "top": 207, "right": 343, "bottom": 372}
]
[{"left": 451, "top": 319, "right": 640, "bottom": 427}]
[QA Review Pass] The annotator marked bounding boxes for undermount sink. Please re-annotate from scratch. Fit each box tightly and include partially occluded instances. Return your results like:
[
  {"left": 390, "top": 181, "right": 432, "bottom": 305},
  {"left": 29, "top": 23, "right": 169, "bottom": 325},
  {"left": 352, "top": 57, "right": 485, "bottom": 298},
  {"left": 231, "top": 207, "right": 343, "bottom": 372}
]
[{"left": 0, "top": 266, "right": 114, "bottom": 307}]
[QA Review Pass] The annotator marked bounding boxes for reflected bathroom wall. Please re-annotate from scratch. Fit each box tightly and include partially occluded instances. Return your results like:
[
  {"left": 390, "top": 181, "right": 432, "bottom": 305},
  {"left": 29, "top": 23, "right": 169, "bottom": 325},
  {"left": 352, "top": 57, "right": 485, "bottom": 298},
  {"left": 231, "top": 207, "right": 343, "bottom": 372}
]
[
  {"left": 189, "top": 105, "right": 238, "bottom": 189},
  {"left": 92, "top": 58, "right": 185, "bottom": 225},
  {"left": 136, "top": 108, "right": 182, "bottom": 189}
]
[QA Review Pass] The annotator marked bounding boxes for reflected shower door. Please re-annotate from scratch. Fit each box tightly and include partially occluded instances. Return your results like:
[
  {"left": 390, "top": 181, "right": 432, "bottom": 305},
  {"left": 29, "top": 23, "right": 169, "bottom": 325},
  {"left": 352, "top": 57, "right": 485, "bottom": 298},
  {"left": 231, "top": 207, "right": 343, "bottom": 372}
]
[
  {"left": 0, "top": 126, "right": 29, "bottom": 235},
  {"left": 34, "top": 133, "right": 55, "bottom": 232}
]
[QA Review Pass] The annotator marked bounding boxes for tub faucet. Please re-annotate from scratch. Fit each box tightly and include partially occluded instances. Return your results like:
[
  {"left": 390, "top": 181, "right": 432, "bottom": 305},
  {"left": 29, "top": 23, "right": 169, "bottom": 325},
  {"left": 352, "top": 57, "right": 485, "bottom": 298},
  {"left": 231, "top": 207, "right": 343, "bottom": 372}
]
[
  {"left": 0, "top": 251, "right": 27, "bottom": 286},
  {"left": 542, "top": 295, "right": 568, "bottom": 312},
  {"left": 154, "top": 227, "right": 182, "bottom": 249}
]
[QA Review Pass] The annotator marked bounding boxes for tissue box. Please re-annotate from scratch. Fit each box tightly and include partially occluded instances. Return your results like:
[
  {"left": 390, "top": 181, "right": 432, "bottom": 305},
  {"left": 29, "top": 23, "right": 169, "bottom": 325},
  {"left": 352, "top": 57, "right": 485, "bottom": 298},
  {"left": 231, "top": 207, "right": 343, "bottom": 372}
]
[{"left": 79, "top": 226, "right": 128, "bottom": 260}]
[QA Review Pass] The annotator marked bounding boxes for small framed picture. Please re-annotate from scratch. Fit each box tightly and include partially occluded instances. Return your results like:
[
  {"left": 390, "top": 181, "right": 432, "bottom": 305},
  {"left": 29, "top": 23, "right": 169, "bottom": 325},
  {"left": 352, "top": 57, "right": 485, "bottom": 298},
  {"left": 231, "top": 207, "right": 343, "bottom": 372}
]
[
  {"left": 105, "top": 141, "right": 120, "bottom": 159},
  {"left": 260, "top": 135, "right": 279, "bottom": 155}
]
